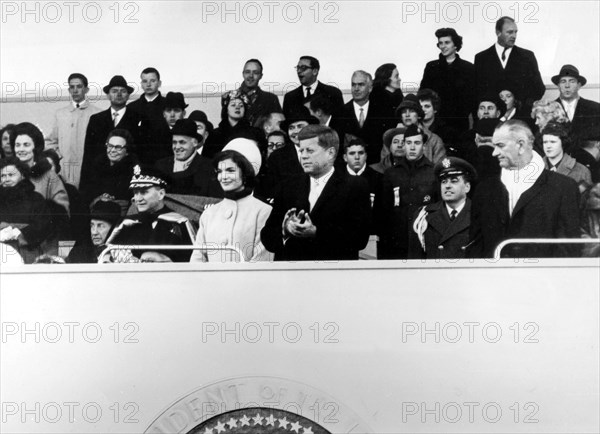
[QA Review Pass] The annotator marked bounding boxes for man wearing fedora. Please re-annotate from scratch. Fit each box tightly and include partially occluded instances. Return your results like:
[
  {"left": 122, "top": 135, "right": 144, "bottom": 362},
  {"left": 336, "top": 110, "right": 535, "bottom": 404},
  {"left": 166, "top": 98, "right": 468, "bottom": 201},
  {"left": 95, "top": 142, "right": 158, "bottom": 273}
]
[
  {"left": 553, "top": 64, "right": 600, "bottom": 143},
  {"left": 187, "top": 110, "right": 214, "bottom": 155},
  {"left": 82, "top": 75, "right": 142, "bottom": 184},
  {"left": 108, "top": 165, "right": 194, "bottom": 262},
  {"left": 474, "top": 17, "right": 545, "bottom": 115},
  {"left": 155, "top": 119, "right": 223, "bottom": 197},
  {"left": 410, "top": 157, "right": 476, "bottom": 259},
  {"left": 237, "top": 59, "right": 282, "bottom": 125}
]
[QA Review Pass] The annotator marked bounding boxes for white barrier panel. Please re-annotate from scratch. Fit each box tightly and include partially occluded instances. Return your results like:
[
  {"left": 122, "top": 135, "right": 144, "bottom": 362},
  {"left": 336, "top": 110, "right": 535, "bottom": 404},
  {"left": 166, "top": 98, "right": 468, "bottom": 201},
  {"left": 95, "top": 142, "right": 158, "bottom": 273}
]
[{"left": 1, "top": 259, "right": 599, "bottom": 433}]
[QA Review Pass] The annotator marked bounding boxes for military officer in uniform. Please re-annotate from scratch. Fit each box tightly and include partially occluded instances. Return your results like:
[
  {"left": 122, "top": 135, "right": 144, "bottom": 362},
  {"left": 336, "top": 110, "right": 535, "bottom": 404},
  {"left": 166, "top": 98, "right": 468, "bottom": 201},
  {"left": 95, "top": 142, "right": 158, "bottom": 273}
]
[
  {"left": 410, "top": 157, "right": 477, "bottom": 259},
  {"left": 108, "top": 165, "right": 195, "bottom": 262}
]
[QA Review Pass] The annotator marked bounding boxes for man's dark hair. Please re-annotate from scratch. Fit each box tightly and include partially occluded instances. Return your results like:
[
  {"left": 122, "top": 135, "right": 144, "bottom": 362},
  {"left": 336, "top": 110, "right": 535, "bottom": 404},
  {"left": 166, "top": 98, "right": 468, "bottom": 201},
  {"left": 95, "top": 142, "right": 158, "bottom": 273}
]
[
  {"left": 244, "top": 59, "right": 263, "bottom": 73},
  {"left": 107, "top": 128, "right": 134, "bottom": 146},
  {"left": 343, "top": 136, "right": 369, "bottom": 154},
  {"left": 495, "top": 16, "right": 515, "bottom": 33},
  {"left": 434, "top": 28, "right": 463, "bottom": 52},
  {"left": 297, "top": 125, "right": 339, "bottom": 154},
  {"left": 417, "top": 88, "right": 442, "bottom": 112},
  {"left": 141, "top": 67, "right": 160, "bottom": 80},
  {"left": 300, "top": 56, "right": 320, "bottom": 70},
  {"left": 308, "top": 94, "right": 333, "bottom": 116},
  {"left": 267, "top": 130, "right": 287, "bottom": 141},
  {"left": 68, "top": 73, "right": 88, "bottom": 87}
]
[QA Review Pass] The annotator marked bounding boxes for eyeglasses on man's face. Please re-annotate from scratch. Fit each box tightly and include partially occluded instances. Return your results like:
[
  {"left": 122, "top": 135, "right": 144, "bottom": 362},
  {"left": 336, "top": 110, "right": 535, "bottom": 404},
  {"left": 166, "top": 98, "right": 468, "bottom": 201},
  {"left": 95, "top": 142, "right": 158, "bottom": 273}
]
[
  {"left": 295, "top": 65, "right": 314, "bottom": 72},
  {"left": 106, "top": 143, "right": 126, "bottom": 151}
]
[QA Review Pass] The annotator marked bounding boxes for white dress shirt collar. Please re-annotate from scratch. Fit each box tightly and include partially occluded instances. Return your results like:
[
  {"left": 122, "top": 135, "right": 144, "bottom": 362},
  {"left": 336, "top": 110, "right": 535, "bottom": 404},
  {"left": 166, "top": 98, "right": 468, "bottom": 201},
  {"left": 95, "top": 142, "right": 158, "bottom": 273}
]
[
  {"left": 353, "top": 100, "right": 370, "bottom": 121},
  {"left": 347, "top": 164, "right": 366, "bottom": 176},
  {"left": 309, "top": 167, "right": 335, "bottom": 210},
  {"left": 445, "top": 200, "right": 466, "bottom": 217},
  {"left": 495, "top": 42, "right": 513, "bottom": 68}
]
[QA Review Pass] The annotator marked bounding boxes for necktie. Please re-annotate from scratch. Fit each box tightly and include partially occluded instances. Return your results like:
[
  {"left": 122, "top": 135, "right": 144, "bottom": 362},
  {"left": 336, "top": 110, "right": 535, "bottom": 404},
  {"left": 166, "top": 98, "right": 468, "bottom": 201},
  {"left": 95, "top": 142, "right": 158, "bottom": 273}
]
[
  {"left": 450, "top": 209, "right": 457, "bottom": 221},
  {"left": 305, "top": 87, "right": 312, "bottom": 100},
  {"left": 501, "top": 47, "right": 508, "bottom": 62},
  {"left": 76, "top": 103, "right": 80, "bottom": 109},
  {"left": 358, "top": 108, "right": 365, "bottom": 128},
  {"left": 550, "top": 165, "right": 557, "bottom": 172},
  {"left": 113, "top": 111, "right": 120, "bottom": 126}
]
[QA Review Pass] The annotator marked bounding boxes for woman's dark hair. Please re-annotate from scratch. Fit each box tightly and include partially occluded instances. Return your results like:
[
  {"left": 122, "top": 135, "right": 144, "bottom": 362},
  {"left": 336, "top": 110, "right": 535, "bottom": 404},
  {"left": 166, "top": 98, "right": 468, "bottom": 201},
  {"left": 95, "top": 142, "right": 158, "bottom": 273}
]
[
  {"left": 106, "top": 128, "right": 134, "bottom": 146},
  {"left": 541, "top": 121, "right": 573, "bottom": 154},
  {"left": 41, "top": 149, "right": 61, "bottom": 174},
  {"left": 1, "top": 123, "right": 17, "bottom": 145},
  {"left": 220, "top": 93, "right": 248, "bottom": 122},
  {"left": 0, "top": 156, "right": 31, "bottom": 179},
  {"left": 417, "top": 88, "right": 442, "bottom": 112},
  {"left": 10, "top": 122, "right": 45, "bottom": 159},
  {"left": 373, "top": 63, "right": 397, "bottom": 90},
  {"left": 435, "top": 28, "right": 463, "bottom": 52},
  {"left": 213, "top": 150, "right": 256, "bottom": 190}
]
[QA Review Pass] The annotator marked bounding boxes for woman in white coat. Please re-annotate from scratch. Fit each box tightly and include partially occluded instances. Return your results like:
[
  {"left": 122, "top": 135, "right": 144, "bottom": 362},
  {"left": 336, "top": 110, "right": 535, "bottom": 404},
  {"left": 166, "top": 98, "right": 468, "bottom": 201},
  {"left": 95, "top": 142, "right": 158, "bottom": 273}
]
[{"left": 190, "top": 139, "right": 272, "bottom": 263}]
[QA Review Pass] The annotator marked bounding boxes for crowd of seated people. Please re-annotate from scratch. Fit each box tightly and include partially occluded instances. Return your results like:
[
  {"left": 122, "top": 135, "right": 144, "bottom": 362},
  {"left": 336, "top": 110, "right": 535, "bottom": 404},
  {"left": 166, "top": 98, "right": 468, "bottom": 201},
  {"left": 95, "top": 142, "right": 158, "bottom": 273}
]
[{"left": 1, "top": 17, "right": 599, "bottom": 264}]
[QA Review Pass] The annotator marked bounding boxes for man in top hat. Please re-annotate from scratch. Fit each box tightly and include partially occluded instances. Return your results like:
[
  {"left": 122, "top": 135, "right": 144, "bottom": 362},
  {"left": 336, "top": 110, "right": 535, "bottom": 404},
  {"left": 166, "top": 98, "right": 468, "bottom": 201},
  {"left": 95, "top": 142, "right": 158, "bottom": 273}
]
[
  {"left": 261, "top": 124, "right": 371, "bottom": 261},
  {"left": 82, "top": 75, "right": 142, "bottom": 184},
  {"left": 474, "top": 16, "right": 545, "bottom": 114},
  {"left": 237, "top": 58, "right": 282, "bottom": 125},
  {"left": 469, "top": 119, "right": 580, "bottom": 258},
  {"left": 47, "top": 72, "right": 102, "bottom": 188},
  {"left": 155, "top": 119, "right": 223, "bottom": 197},
  {"left": 553, "top": 64, "right": 600, "bottom": 143},
  {"left": 410, "top": 157, "right": 476, "bottom": 259},
  {"left": 380, "top": 124, "right": 438, "bottom": 259},
  {"left": 257, "top": 108, "right": 319, "bottom": 201},
  {"left": 187, "top": 110, "right": 214, "bottom": 155},
  {"left": 108, "top": 165, "right": 195, "bottom": 262},
  {"left": 283, "top": 56, "right": 344, "bottom": 118}
]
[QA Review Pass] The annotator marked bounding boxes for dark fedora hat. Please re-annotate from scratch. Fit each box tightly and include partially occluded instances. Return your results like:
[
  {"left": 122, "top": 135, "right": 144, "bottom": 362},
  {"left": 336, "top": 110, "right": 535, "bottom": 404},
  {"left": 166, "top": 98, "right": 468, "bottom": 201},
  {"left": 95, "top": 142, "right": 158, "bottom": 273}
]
[
  {"left": 187, "top": 110, "right": 214, "bottom": 133},
  {"left": 395, "top": 94, "right": 425, "bottom": 119},
  {"left": 551, "top": 64, "right": 587, "bottom": 86},
  {"left": 90, "top": 200, "right": 122, "bottom": 227},
  {"left": 164, "top": 92, "right": 189, "bottom": 109},
  {"left": 171, "top": 119, "right": 203, "bottom": 142},
  {"left": 103, "top": 75, "right": 134, "bottom": 94},
  {"left": 281, "top": 108, "right": 319, "bottom": 131}
]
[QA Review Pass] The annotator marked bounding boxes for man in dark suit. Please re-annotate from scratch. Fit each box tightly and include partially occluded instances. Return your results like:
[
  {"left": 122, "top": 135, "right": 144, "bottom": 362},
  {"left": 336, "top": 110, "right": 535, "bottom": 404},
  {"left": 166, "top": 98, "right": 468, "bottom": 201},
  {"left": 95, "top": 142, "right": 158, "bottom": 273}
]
[
  {"left": 337, "top": 70, "right": 394, "bottom": 165},
  {"left": 282, "top": 56, "right": 344, "bottom": 118},
  {"left": 469, "top": 120, "right": 580, "bottom": 258},
  {"left": 410, "top": 157, "right": 476, "bottom": 259},
  {"left": 552, "top": 64, "right": 600, "bottom": 145},
  {"left": 82, "top": 75, "right": 142, "bottom": 185},
  {"left": 474, "top": 17, "right": 545, "bottom": 113},
  {"left": 237, "top": 59, "right": 282, "bottom": 125},
  {"left": 261, "top": 125, "right": 371, "bottom": 261},
  {"left": 155, "top": 119, "right": 223, "bottom": 198},
  {"left": 127, "top": 67, "right": 165, "bottom": 122},
  {"left": 256, "top": 110, "right": 319, "bottom": 201}
]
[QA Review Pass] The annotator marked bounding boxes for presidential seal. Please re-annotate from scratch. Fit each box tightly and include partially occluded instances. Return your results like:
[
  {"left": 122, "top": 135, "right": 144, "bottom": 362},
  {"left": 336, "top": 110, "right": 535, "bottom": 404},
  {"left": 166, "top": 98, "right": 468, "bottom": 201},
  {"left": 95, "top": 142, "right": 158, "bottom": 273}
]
[{"left": 144, "top": 376, "right": 371, "bottom": 433}]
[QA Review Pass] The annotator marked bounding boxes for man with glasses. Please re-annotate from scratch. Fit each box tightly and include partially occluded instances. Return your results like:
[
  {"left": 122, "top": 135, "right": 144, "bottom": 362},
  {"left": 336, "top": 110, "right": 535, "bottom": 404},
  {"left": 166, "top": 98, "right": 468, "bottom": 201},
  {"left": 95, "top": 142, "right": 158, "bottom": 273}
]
[
  {"left": 47, "top": 73, "right": 102, "bottom": 188},
  {"left": 282, "top": 56, "right": 344, "bottom": 118},
  {"left": 82, "top": 75, "right": 142, "bottom": 186}
]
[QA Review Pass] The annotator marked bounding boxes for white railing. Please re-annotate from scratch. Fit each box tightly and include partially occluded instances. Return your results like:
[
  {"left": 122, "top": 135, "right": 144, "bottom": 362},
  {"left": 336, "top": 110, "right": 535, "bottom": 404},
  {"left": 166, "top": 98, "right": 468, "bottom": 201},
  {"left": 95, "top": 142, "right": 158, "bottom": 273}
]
[
  {"left": 493, "top": 238, "right": 600, "bottom": 259},
  {"left": 98, "top": 244, "right": 246, "bottom": 263}
]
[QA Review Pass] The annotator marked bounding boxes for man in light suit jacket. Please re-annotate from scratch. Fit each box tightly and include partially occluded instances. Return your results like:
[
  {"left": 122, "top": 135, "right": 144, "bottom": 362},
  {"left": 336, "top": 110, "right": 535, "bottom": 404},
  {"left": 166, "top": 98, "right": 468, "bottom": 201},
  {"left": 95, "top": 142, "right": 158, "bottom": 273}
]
[
  {"left": 337, "top": 70, "right": 394, "bottom": 165},
  {"left": 82, "top": 75, "right": 142, "bottom": 184},
  {"left": 261, "top": 125, "right": 371, "bottom": 261},
  {"left": 282, "top": 56, "right": 344, "bottom": 118},
  {"left": 552, "top": 64, "right": 600, "bottom": 145},
  {"left": 469, "top": 120, "right": 580, "bottom": 259},
  {"left": 474, "top": 17, "right": 545, "bottom": 113}
]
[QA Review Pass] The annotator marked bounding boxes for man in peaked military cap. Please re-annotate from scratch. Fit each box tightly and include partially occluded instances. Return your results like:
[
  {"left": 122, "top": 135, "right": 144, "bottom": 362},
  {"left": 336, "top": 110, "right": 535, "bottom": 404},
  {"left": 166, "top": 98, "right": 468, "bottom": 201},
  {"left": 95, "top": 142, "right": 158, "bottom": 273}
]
[
  {"left": 410, "top": 156, "right": 477, "bottom": 259},
  {"left": 108, "top": 165, "right": 194, "bottom": 262}
]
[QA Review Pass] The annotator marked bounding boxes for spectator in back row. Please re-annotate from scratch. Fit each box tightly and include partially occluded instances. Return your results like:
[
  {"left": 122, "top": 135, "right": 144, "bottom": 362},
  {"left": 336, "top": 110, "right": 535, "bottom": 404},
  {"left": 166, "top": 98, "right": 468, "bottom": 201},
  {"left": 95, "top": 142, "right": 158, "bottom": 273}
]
[
  {"left": 1, "top": 124, "right": 17, "bottom": 158},
  {"left": 371, "top": 63, "right": 404, "bottom": 115},
  {"left": 371, "top": 126, "right": 407, "bottom": 175},
  {"left": 237, "top": 58, "right": 282, "bottom": 125},
  {"left": 187, "top": 110, "right": 213, "bottom": 155},
  {"left": 128, "top": 67, "right": 165, "bottom": 124}
]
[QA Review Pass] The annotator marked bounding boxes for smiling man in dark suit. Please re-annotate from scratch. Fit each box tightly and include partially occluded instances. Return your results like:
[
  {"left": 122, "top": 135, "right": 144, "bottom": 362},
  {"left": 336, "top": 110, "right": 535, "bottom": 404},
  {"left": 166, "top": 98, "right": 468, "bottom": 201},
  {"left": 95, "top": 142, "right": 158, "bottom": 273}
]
[
  {"left": 261, "top": 125, "right": 371, "bottom": 261},
  {"left": 282, "top": 56, "right": 344, "bottom": 118},
  {"left": 82, "top": 75, "right": 142, "bottom": 183},
  {"left": 469, "top": 120, "right": 580, "bottom": 258},
  {"left": 474, "top": 17, "right": 545, "bottom": 113}
]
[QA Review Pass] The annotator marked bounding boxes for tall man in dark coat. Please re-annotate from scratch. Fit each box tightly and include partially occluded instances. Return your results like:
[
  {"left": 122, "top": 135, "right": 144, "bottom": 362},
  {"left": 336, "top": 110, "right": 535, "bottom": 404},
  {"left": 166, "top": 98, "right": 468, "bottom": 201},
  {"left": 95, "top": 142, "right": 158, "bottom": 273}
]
[
  {"left": 282, "top": 56, "right": 344, "bottom": 118},
  {"left": 82, "top": 76, "right": 142, "bottom": 184},
  {"left": 338, "top": 70, "right": 395, "bottom": 165},
  {"left": 410, "top": 157, "right": 476, "bottom": 259},
  {"left": 127, "top": 67, "right": 166, "bottom": 123},
  {"left": 237, "top": 59, "right": 282, "bottom": 125},
  {"left": 469, "top": 120, "right": 580, "bottom": 258},
  {"left": 552, "top": 64, "right": 600, "bottom": 145},
  {"left": 155, "top": 119, "right": 223, "bottom": 197},
  {"left": 474, "top": 17, "right": 545, "bottom": 114},
  {"left": 261, "top": 125, "right": 371, "bottom": 261}
]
